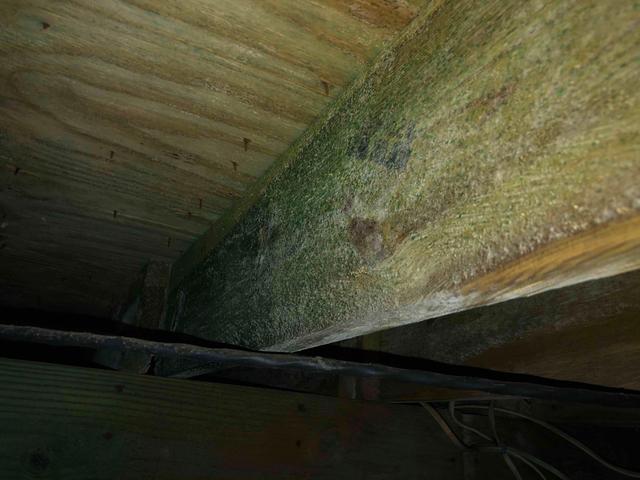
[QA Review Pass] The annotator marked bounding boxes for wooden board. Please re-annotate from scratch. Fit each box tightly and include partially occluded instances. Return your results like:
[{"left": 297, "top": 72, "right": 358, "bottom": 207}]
[
  {"left": 0, "top": 357, "right": 462, "bottom": 479},
  {"left": 466, "top": 306, "right": 640, "bottom": 391},
  {"left": 0, "top": 0, "right": 418, "bottom": 316},
  {"left": 165, "top": 0, "right": 640, "bottom": 350},
  {"left": 340, "top": 269, "right": 640, "bottom": 400}
]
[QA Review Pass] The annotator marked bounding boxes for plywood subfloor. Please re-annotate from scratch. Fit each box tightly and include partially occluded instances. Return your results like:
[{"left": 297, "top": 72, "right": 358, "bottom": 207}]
[{"left": 0, "top": 0, "right": 419, "bottom": 316}]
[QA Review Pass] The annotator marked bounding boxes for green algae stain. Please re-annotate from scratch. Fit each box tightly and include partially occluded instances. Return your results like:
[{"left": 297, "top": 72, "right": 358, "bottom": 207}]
[{"left": 167, "top": 0, "right": 640, "bottom": 350}]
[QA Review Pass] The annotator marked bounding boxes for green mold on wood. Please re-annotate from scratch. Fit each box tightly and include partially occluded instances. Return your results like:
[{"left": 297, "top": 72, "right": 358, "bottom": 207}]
[{"left": 166, "top": 0, "right": 640, "bottom": 350}]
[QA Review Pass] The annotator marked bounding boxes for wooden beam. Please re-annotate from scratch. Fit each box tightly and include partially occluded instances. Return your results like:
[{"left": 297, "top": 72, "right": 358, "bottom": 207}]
[
  {"left": 0, "top": 357, "right": 461, "bottom": 479},
  {"left": 169, "top": 1, "right": 640, "bottom": 350},
  {"left": 94, "top": 261, "right": 171, "bottom": 373},
  {"left": 165, "top": 0, "right": 640, "bottom": 351},
  {"left": 343, "top": 269, "right": 640, "bottom": 400},
  {"left": 466, "top": 304, "right": 640, "bottom": 390},
  {"left": 0, "top": 0, "right": 416, "bottom": 316}
]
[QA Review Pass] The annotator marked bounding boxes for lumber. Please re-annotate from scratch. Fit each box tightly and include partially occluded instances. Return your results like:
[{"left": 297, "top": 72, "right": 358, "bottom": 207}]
[
  {"left": 166, "top": 0, "right": 640, "bottom": 350},
  {"left": 0, "top": 0, "right": 416, "bottom": 316},
  {"left": 344, "top": 270, "right": 640, "bottom": 400},
  {"left": 0, "top": 357, "right": 461, "bottom": 479},
  {"left": 3, "top": 324, "right": 639, "bottom": 406}
]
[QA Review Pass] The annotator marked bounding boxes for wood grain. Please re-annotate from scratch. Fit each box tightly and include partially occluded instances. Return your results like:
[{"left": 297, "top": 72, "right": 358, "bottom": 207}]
[
  {"left": 342, "top": 269, "right": 640, "bottom": 400},
  {"left": 467, "top": 310, "right": 640, "bottom": 391},
  {"left": 0, "top": 0, "right": 416, "bottom": 316},
  {"left": 0, "top": 357, "right": 461, "bottom": 479},
  {"left": 164, "top": 0, "right": 640, "bottom": 351}
]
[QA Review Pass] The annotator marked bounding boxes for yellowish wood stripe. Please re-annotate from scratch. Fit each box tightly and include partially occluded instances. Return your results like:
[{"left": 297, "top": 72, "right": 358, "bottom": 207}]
[{"left": 462, "top": 215, "right": 640, "bottom": 304}]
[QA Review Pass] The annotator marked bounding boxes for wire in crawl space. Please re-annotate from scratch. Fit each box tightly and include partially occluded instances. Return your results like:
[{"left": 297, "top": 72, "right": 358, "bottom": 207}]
[{"left": 422, "top": 400, "right": 640, "bottom": 480}]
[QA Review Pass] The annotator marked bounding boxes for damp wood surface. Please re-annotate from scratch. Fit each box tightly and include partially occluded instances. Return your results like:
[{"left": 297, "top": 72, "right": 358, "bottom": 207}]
[
  {"left": 0, "top": 0, "right": 418, "bottom": 316},
  {"left": 0, "top": 357, "right": 461, "bottom": 479},
  {"left": 167, "top": 0, "right": 640, "bottom": 350}
]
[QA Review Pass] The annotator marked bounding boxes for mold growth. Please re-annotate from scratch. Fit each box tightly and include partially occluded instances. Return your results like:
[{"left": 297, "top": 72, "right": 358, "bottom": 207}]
[
  {"left": 166, "top": 0, "right": 640, "bottom": 350},
  {"left": 352, "top": 120, "right": 416, "bottom": 172}
]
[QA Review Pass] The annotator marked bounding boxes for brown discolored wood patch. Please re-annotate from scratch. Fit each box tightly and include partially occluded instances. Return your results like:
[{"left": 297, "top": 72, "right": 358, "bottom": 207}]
[
  {"left": 349, "top": 217, "right": 385, "bottom": 261},
  {"left": 466, "top": 83, "right": 516, "bottom": 120}
]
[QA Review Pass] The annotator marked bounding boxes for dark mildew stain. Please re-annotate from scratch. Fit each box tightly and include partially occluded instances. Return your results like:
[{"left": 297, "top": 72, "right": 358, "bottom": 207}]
[
  {"left": 342, "top": 196, "right": 354, "bottom": 213},
  {"left": 355, "top": 131, "right": 370, "bottom": 159},
  {"left": 29, "top": 449, "right": 50, "bottom": 472},
  {"left": 258, "top": 221, "right": 278, "bottom": 249},
  {"left": 386, "top": 124, "right": 415, "bottom": 170},
  {"left": 375, "top": 124, "right": 415, "bottom": 170},
  {"left": 370, "top": 138, "right": 388, "bottom": 166},
  {"left": 354, "top": 123, "right": 415, "bottom": 171}
]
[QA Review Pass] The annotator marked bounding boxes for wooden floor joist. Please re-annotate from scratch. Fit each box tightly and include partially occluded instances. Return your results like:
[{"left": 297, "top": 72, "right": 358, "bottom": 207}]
[
  {"left": 165, "top": 0, "right": 640, "bottom": 350},
  {"left": 0, "top": 0, "right": 418, "bottom": 316},
  {"left": 341, "top": 269, "right": 640, "bottom": 401},
  {"left": 0, "top": 357, "right": 461, "bottom": 479}
]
